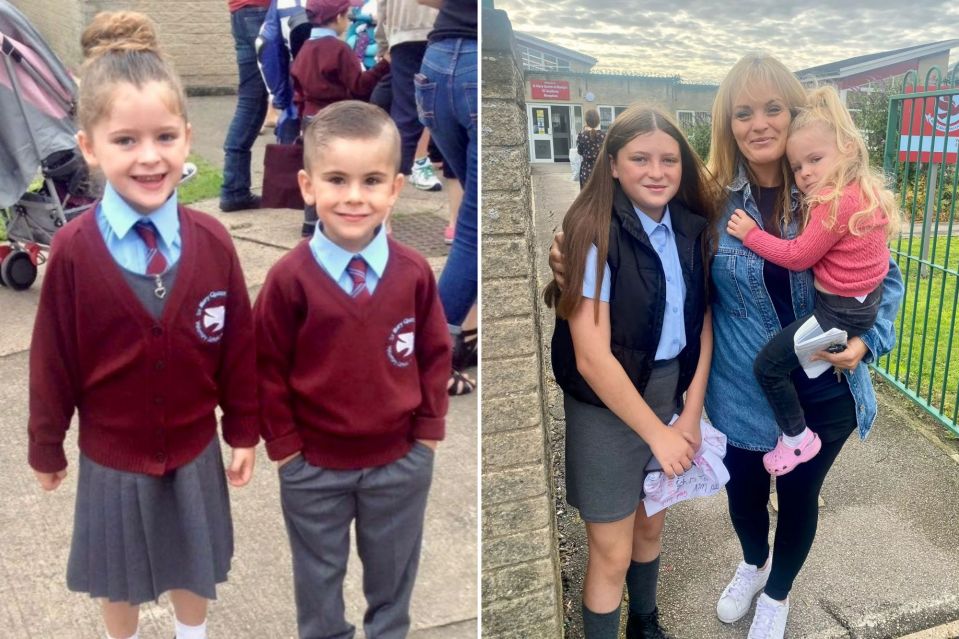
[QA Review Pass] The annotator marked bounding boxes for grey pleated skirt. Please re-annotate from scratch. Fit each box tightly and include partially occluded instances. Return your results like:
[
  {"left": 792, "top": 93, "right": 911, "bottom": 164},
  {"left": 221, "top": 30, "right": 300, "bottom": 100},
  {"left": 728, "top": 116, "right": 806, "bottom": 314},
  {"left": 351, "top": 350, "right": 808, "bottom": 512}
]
[
  {"left": 565, "top": 358, "right": 680, "bottom": 523},
  {"left": 66, "top": 436, "right": 234, "bottom": 604}
]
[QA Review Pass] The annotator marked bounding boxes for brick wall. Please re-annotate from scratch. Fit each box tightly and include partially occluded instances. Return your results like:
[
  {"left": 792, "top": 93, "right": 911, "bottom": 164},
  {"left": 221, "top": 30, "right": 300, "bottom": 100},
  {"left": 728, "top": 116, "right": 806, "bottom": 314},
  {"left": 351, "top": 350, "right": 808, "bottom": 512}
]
[
  {"left": 481, "top": 9, "right": 565, "bottom": 639},
  {"left": 9, "top": 0, "right": 238, "bottom": 91}
]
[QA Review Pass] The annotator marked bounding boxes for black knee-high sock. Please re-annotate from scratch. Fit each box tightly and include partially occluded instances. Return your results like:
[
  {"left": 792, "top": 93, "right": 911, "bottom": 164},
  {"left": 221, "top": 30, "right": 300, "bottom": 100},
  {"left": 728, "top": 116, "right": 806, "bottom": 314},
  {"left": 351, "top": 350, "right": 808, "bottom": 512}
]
[
  {"left": 582, "top": 602, "right": 620, "bottom": 639},
  {"left": 626, "top": 556, "right": 660, "bottom": 614}
]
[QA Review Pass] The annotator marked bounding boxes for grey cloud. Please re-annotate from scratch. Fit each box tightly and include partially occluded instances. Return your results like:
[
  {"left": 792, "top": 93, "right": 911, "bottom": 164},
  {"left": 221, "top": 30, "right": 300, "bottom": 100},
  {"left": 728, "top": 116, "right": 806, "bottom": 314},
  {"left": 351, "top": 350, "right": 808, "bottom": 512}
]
[{"left": 498, "top": 0, "right": 959, "bottom": 83}]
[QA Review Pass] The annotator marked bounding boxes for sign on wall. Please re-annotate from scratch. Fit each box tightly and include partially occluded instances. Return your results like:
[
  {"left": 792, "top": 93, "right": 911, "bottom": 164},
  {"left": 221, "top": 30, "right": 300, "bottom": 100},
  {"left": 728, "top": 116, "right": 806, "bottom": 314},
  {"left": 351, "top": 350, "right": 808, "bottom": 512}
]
[
  {"left": 530, "top": 80, "right": 570, "bottom": 101},
  {"left": 899, "top": 86, "right": 959, "bottom": 165}
]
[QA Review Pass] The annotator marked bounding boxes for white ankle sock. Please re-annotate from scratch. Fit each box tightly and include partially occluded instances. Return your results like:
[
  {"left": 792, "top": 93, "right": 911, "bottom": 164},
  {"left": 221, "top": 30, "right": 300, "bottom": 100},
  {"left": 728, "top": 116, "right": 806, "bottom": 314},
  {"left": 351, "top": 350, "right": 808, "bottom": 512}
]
[
  {"left": 107, "top": 633, "right": 138, "bottom": 639},
  {"left": 175, "top": 618, "right": 207, "bottom": 639},
  {"left": 782, "top": 428, "right": 810, "bottom": 448}
]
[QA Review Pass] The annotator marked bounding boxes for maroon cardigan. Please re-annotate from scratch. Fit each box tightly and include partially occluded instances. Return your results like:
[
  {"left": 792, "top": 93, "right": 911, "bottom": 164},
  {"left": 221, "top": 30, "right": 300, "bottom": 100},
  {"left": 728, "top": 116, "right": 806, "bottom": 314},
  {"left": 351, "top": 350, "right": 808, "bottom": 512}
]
[
  {"left": 290, "top": 36, "right": 390, "bottom": 119},
  {"left": 28, "top": 206, "right": 260, "bottom": 476},
  {"left": 254, "top": 240, "right": 450, "bottom": 470}
]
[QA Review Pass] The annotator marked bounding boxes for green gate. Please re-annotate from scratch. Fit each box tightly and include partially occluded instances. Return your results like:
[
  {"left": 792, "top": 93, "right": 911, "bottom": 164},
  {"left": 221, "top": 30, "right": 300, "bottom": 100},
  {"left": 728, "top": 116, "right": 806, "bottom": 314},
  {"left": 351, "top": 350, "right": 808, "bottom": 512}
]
[{"left": 876, "top": 63, "right": 959, "bottom": 436}]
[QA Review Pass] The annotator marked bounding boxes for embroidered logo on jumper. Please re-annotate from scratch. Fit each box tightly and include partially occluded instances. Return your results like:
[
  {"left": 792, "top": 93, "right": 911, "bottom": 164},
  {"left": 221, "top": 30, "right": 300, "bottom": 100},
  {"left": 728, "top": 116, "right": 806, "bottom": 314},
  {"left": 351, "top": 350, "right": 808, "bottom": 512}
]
[
  {"left": 194, "top": 290, "right": 227, "bottom": 343},
  {"left": 387, "top": 317, "right": 416, "bottom": 367}
]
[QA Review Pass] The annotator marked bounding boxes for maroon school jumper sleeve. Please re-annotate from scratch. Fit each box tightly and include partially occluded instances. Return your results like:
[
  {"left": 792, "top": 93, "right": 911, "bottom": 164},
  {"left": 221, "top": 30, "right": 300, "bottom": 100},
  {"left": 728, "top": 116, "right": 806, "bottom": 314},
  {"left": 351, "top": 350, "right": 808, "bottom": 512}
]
[
  {"left": 410, "top": 258, "right": 450, "bottom": 440},
  {"left": 28, "top": 228, "right": 81, "bottom": 472},
  {"left": 337, "top": 45, "right": 390, "bottom": 101},
  {"left": 214, "top": 228, "right": 261, "bottom": 449},
  {"left": 254, "top": 251, "right": 307, "bottom": 461}
]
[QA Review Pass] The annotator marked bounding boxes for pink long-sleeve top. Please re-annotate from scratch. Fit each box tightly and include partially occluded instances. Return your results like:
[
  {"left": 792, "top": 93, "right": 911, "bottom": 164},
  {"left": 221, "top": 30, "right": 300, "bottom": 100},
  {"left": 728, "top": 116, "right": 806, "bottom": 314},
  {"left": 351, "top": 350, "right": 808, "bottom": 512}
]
[{"left": 743, "top": 184, "right": 890, "bottom": 297}]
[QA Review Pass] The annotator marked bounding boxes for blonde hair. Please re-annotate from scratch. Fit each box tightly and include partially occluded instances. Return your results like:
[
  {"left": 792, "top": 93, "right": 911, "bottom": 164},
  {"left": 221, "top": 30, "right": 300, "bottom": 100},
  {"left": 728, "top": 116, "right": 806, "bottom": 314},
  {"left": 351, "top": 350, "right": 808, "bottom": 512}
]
[
  {"left": 707, "top": 53, "right": 807, "bottom": 228},
  {"left": 77, "top": 11, "right": 187, "bottom": 132},
  {"left": 544, "top": 105, "right": 718, "bottom": 321},
  {"left": 791, "top": 86, "right": 901, "bottom": 239}
]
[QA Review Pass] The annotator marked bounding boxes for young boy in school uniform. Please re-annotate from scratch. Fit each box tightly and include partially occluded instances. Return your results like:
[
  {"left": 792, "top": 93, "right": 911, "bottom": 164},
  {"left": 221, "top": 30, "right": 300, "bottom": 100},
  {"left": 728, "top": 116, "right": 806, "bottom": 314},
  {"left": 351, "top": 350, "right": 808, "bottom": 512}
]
[{"left": 254, "top": 100, "right": 450, "bottom": 639}]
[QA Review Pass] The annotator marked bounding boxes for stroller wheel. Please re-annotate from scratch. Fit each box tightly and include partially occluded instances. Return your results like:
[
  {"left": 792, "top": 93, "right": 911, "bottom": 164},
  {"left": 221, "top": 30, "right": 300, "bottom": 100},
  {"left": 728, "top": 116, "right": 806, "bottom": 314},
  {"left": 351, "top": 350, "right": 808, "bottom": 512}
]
[{"left": 0, "top": 250, "right": 38, "bottom": 290}]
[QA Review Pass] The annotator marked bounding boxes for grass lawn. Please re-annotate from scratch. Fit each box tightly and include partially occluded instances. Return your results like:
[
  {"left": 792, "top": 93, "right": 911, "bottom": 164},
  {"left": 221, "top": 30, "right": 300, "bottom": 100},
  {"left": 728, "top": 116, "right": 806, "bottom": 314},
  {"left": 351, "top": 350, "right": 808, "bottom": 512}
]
[
  {"left": 877, "top": 232, "right": 959, "bottom": 428},
  {"left": 179, "top": 154, "right": 223, "bottom": 204}
]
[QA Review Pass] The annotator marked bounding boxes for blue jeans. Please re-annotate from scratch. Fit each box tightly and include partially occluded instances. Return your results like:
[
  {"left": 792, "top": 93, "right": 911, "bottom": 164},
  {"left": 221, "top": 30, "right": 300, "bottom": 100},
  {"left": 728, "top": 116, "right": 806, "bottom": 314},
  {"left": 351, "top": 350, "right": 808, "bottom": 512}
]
[
  {"left": 416, "top": 38, "right": 477, "bottom": 327},
  {"left": 222, "top": 6, "right": 269, "bottom": 203}
]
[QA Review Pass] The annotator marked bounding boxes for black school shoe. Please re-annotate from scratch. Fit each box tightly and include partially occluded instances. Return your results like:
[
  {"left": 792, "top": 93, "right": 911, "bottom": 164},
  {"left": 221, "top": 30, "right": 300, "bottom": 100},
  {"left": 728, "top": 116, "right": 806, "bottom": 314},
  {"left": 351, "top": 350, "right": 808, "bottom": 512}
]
[
  {"left": 219, "top": 193, "right": 262, "bottom": 212},
  {"left": 626, "top": 607, "right": 675, "bottom": 639}
]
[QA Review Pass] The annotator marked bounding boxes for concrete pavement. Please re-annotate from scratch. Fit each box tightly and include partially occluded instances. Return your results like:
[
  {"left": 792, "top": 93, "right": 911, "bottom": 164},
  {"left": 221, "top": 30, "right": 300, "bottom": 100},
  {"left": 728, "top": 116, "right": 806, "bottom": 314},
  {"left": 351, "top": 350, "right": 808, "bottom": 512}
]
[
  {"left": 0, "top": 96, "right": 477, "bottom": 638},
  {"left": 529, "top": 162, "right": 959, "bottom": 639}
]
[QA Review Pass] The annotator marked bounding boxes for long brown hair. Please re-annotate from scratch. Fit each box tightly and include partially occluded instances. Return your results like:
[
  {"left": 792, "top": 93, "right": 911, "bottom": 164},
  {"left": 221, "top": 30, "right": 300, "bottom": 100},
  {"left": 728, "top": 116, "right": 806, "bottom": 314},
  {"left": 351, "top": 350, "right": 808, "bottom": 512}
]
[{"left": 544, "top": 105, "right": 718, "bottom": 320}]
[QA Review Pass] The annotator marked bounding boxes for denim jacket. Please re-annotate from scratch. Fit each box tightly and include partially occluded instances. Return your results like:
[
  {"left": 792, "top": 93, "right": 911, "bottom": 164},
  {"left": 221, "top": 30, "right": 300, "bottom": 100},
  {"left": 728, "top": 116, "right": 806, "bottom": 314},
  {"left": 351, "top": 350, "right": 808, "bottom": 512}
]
[{"left": 705, "top": 164, "right": 904, "bottom": 451}]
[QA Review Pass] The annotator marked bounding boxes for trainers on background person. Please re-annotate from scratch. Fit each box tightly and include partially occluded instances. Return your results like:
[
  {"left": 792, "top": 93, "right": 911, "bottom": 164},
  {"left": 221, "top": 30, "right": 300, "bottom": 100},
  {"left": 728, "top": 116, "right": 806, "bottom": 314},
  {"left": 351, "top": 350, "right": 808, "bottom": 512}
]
[{"left": 409, "top": 155, "right": 441, "bottom": 191}]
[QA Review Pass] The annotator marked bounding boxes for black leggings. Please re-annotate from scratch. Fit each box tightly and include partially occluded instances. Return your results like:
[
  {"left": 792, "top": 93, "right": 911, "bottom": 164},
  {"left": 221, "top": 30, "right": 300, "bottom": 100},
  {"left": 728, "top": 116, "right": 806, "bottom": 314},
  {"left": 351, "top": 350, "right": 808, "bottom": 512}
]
[{"left": 724, "top": 394, "right": 856, "bottom": 600}]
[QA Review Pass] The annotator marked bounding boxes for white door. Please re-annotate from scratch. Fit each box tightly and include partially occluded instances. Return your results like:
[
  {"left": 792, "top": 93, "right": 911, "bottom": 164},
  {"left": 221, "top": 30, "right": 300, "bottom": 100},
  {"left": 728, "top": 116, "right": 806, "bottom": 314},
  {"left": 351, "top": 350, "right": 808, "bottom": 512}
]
[{"left": 528, "top": 104, "right": 554, "bottom": 162}]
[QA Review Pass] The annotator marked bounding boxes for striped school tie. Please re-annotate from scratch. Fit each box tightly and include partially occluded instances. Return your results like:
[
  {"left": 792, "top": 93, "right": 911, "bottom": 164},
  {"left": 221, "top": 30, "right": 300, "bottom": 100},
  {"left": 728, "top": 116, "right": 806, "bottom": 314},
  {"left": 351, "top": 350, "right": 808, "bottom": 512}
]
[
  {"left": 347, "top": 255, "right": 371, "bottom": 300},
  {"left": 134, "top": 221, "right": 168, "bottom": 276}
]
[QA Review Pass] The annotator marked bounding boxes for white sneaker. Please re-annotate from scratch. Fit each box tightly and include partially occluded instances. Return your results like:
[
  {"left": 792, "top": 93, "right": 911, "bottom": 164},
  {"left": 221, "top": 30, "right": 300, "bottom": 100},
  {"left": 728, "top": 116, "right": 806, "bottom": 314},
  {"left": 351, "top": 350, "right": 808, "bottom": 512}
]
[
  {"left": 716, "top": 556, "right": 771, "bottom": 623},
  {"left": 409, "top": 157, "right": 442, "bottom": 191},
  {"left": 747, "top": 593, "right": 789, "bottom": 639}
]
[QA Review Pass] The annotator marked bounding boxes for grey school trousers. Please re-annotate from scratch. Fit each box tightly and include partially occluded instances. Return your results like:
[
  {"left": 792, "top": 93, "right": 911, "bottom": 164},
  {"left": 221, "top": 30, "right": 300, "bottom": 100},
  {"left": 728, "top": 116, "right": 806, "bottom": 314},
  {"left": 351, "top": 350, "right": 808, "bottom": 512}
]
[{"left": 278, "top": 443, "right": 434, "bottom": 639}]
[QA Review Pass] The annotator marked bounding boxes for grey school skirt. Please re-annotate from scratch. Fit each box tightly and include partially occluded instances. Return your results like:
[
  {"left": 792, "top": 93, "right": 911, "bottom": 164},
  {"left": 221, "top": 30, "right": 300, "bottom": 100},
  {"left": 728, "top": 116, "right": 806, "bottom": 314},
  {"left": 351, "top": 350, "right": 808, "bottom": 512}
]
[
  {"left": 66, "top": 436, "right": 233, "bottom": 604},
  {"left": 565, "top": 358, "right": 680, "bottom": 523}
]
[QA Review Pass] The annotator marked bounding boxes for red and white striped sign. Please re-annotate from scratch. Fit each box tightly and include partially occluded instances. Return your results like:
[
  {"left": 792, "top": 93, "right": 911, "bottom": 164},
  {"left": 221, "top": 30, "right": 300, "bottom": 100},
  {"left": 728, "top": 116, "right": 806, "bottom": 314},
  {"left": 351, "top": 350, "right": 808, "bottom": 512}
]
[{"left": 899, "top": 86, "right": 959, "bottom": 165}]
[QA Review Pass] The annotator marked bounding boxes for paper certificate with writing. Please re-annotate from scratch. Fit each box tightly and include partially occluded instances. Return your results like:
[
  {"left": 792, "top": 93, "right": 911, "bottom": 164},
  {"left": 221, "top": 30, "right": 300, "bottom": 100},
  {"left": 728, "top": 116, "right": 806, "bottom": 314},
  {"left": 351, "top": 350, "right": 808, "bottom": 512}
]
[{"left": 793, "top": 315, "right": 847, "bottom": 378}]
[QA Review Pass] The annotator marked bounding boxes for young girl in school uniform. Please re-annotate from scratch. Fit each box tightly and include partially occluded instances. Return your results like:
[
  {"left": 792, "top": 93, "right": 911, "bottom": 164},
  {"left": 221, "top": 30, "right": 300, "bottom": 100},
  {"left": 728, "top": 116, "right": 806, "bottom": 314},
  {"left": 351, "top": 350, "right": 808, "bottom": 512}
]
[
  {"left": 27, "top": 12, "right": 258, "bottom": 639},
  {"left": 544, "top": 105, "right": 717, "bottom": 639}
]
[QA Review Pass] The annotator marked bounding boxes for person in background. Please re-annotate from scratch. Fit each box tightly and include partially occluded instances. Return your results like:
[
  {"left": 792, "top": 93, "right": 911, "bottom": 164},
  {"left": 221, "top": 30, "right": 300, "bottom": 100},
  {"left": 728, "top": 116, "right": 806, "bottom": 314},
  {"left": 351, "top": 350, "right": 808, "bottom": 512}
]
[{"left": 221, "top": 0, "right": 270, "bottom": 212}]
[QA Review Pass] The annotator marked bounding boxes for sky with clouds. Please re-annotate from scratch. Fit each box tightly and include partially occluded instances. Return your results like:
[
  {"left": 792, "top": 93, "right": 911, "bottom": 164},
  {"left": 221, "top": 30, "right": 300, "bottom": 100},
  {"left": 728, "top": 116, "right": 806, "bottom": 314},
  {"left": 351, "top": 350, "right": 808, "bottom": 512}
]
[{"left": 495, "top": 0, "right": 959, "bottom": 84}]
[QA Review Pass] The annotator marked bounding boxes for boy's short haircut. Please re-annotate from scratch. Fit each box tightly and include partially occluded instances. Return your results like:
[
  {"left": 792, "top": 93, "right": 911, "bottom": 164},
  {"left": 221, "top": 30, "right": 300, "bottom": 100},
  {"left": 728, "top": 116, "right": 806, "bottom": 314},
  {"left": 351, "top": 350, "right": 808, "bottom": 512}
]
[{"left": 302, "top": 101, "right": 401, "bottom": 173}]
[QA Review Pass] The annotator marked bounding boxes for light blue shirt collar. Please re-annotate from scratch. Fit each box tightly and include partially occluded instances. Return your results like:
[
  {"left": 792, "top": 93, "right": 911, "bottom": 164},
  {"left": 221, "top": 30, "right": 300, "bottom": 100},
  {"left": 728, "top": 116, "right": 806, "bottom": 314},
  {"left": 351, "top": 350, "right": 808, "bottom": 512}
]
[
  {"left": 100, "top": 182, "right": 179, "bottom": 248},
  {"left": 633, "top": 203, "right": 673, "bottom": 239},
  {"left": 309, "top": 224, "right": 389, "bottom": 281},
  {"left": 309, "top": 26, "right": 339, "bottom": 40}
]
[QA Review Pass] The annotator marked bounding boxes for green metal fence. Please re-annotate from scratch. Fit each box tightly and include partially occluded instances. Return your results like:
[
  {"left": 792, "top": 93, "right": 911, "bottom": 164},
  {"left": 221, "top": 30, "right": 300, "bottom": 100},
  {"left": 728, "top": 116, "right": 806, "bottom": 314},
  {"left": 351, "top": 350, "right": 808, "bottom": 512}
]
[{"left": 876, "top": 63, "right": 959, "bottom": 436}]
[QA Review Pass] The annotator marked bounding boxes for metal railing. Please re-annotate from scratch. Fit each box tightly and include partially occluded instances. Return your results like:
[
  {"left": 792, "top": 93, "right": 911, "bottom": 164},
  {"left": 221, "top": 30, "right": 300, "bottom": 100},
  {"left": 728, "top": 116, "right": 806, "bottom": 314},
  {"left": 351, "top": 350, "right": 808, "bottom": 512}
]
[{"left": 876, "top": 63, "right": 959, "bottom": 436}]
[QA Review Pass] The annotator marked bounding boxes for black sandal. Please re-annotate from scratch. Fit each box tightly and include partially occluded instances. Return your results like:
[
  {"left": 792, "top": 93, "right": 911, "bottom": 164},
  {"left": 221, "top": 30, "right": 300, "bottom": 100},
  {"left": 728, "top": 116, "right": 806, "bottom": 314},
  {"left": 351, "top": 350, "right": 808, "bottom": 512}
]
[
  {"left": 452, "top": 328, "right": 478, "bottom": 370},
  {"left": 447, "top": 368, "right": 476, "bottom": 396}
]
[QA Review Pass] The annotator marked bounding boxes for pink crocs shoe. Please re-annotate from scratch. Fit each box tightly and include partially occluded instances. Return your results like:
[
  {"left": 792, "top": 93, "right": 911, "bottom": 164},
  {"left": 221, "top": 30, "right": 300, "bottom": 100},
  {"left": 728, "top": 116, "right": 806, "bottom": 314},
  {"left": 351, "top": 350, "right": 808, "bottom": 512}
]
[{"left": 763, "top": 430, "right": 821, "bottom": 476}]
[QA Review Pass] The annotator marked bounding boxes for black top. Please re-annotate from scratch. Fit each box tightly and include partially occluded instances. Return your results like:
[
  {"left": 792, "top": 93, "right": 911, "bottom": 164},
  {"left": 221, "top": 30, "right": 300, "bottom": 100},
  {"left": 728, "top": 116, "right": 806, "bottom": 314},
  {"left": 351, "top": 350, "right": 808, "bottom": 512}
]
[
  {"left": 754, "top": 185, "right": 849, "bottom": 403},
  {"left": 552, "top": 187, "right": 708, "bottom": 410},
  {"left": 428, "top": 0, "right": 477, "bottom": 43}
]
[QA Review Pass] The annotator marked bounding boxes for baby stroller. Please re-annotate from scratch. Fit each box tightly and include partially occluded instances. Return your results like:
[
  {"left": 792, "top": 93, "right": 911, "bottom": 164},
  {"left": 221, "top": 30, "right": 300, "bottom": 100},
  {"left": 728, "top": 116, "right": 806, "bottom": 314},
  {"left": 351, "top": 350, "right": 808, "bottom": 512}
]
[{"left": 0, "top": 0, "right": 96, "bottom": 290}]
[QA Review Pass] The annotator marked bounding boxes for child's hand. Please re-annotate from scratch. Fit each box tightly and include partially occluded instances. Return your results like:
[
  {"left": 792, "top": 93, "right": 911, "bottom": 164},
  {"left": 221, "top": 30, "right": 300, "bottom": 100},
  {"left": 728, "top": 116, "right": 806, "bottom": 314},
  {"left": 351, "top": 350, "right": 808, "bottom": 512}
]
[
  {"left": 672, "top": 413, "right": 702, "bottom": 452},
  {"left": 649, "top": 427, "right": 694, "bottom": 479},
  {"left": 34, "top": 469, "right": 67, "bottom": 491},
  {"left": 227, "top": 447, "right": 256, "bottom": 487},
  {"left": 416, "top": 439, "right": 439, "bottom": 451},
  {"left": 726, "top": 209, "right": 758, "bottom": 241}
]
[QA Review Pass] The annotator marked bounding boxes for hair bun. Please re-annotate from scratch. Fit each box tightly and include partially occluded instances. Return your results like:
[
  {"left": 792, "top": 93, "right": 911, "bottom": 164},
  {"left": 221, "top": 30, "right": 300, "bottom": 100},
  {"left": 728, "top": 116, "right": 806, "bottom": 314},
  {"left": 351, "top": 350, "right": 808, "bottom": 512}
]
[{"left": 81, "top": 11, "right": 159, "bottom": 60}]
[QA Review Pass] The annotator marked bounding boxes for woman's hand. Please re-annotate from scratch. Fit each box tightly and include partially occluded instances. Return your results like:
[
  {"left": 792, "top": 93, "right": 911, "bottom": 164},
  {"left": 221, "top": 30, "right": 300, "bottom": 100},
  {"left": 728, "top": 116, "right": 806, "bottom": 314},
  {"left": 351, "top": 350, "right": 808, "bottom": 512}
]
[
  {"left": 648, "top": 427, "right": 694, "bottom": 479},
  {"left": 549, "top": 231, "right": 567, "bottom": 289},
  {"left": 726, "top": 209, "right": 758, "bottom": 241},
  {"left": 34, "top": 469, "right": 67, "bottom": 491},
  {"left": 810, "top": 336, "right": 868, "bottom": 372},
  {"left": 227, "top": 447, "right": 256, "bottom": 487}
]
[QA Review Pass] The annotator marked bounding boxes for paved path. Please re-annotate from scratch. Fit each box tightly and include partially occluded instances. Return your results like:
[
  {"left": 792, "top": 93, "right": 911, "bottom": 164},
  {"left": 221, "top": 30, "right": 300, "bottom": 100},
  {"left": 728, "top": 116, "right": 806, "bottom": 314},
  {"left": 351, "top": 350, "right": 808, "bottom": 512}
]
[{"left": 0, "top": 96, "right": 477, "bottom": 638}]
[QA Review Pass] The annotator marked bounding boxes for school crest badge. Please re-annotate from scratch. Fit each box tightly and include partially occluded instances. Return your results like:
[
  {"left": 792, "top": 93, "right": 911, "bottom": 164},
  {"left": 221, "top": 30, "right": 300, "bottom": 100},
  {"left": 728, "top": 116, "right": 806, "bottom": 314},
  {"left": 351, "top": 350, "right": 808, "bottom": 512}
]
[
  {"left": 387, "top": 317, "right": 415, "bottom": 367},
  {"left": 195, "top": 290, "right": 227, "bottom": 343}
]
